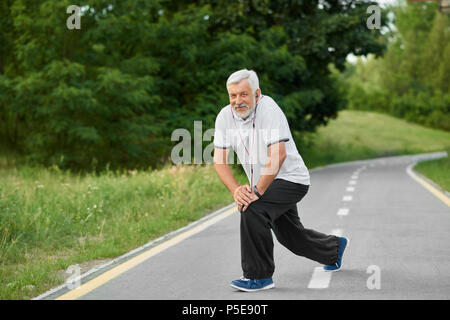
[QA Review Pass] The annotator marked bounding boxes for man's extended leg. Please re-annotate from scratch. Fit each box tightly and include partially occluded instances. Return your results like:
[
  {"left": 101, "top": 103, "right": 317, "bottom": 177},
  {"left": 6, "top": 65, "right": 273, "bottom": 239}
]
[{"left": 271, "top": 205, "right": 339, "bottom": 265}]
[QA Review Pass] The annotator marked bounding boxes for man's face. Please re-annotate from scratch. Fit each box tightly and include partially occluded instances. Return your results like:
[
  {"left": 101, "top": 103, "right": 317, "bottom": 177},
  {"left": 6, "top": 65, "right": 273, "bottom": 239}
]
[{"left": 227, "top": 79, "right": 255, "bottom": 119}]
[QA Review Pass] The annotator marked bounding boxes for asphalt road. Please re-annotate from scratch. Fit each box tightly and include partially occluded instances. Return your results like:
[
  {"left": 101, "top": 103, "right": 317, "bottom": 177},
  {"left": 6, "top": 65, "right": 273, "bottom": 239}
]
[{"left": 48, "top": 152, "right": 450, "bottom": 300}]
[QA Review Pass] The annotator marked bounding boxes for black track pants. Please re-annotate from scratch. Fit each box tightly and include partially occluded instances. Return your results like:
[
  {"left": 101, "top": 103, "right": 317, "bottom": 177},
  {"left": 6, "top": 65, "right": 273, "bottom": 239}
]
[{"left": 240, "top": 178, "right": 340, "bottom": 279}]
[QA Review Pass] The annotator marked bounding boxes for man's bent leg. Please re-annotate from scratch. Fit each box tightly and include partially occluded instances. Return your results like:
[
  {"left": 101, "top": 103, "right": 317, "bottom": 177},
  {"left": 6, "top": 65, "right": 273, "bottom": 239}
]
[{"left": 240, "top": 205, "right": 275, "bottom": 279}]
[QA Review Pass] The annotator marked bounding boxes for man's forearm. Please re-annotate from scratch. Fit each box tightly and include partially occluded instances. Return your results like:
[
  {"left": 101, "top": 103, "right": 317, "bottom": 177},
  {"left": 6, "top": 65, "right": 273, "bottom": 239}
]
[
  {"left": 256, "top": 154, "right": 286, "bottom": 194},
  {"left": 214, "top": 163, "right": 240, "bottom": 195}
]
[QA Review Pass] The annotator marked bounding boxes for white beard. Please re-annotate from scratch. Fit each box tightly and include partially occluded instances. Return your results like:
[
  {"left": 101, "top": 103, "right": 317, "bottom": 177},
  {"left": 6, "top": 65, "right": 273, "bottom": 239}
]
[{"left": 233, "top": 96, "right": 256, "bottom": 119}]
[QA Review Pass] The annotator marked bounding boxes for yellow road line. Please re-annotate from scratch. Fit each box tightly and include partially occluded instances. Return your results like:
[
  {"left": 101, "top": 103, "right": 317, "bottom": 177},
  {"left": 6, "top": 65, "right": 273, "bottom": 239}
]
[
  {"left": 407, "top": 163, "right": 450, "bottom": 207},
  {"left": 56, "top": 206, "right": 237, "bottom": 300}
]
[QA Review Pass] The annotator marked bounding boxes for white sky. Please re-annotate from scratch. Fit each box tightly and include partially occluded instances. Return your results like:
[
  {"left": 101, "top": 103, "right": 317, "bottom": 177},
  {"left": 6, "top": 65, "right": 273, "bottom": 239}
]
[{"left": 375, "top": 0, "right": 400, "bottom": 7}]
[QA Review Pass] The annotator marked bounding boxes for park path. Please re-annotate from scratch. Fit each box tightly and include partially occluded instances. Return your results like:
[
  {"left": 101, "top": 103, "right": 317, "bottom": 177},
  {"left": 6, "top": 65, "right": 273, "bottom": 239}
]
[{"left": 37, "top": 152, "right": 450, "bottom": 300}]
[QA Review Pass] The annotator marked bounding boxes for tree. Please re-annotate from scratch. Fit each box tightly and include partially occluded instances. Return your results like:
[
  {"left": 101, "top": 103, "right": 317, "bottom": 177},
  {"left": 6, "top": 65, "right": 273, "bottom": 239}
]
[
  {"left": 167, "top": 0, "right": 387, "bottom": 132},
  {"left": 336, "top": 0, "right": 450, "bottom": 131},
  {"left": 0, "top": 0, "right": 388, "bottom": 171}
]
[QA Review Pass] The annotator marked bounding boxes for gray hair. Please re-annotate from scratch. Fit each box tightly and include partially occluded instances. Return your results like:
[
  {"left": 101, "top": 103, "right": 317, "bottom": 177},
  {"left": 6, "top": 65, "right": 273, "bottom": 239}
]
[{"left": 226, "top": 69, "right": 260, "bottom": 93}]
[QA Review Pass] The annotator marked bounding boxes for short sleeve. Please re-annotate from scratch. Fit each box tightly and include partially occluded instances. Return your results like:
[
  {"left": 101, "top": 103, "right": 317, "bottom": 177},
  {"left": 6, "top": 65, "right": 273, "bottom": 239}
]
[
  {"left": 262, "top": 107, "right": 291, "bottom": 147},
  {"left": 213, "top": 110, "right": 231, "bottom": 149}
]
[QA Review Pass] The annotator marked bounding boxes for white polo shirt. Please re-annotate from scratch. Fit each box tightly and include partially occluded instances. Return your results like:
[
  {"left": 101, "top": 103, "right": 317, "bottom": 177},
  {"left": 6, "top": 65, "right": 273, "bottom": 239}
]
[{"left": 214, "top": 94, "right": 310, "bottom": 186}]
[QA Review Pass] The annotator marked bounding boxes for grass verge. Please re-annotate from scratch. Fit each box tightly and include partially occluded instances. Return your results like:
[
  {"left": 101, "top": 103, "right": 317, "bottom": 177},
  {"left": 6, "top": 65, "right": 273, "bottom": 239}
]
[
  {"left": 413, "top": 152, "right": 450, "bottom": 193},
  {"left": 298, "top": 110, "right": 450, "bottom": 168}
]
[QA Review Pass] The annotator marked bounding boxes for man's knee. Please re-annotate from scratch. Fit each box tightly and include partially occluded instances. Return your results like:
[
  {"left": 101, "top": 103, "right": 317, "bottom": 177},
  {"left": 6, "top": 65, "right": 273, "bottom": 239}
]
[{"left": 241, "top": 204, "right": 271, "bottom": 229}]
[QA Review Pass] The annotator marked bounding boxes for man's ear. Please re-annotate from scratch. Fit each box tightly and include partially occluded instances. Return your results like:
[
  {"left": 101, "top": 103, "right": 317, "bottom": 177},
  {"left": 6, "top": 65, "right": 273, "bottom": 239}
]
[{"left": 255, "top": 89, "right": 261, "bottom": 102}]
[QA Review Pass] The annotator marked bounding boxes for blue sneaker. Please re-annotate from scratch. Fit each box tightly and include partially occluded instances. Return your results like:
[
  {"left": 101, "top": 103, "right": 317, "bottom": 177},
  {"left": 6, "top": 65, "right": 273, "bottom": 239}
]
[
  {"left": 230, "top": 277, "right": 275, "bottom": 292},
  {"left": 324, "top": 237, "right": 349, "bottom": 272}
]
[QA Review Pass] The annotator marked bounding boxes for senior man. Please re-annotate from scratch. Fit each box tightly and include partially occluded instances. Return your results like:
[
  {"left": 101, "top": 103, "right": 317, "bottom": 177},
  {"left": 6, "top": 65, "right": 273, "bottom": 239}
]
[{"left": 213, "top": 69, "right": 349, "bottom": 292}]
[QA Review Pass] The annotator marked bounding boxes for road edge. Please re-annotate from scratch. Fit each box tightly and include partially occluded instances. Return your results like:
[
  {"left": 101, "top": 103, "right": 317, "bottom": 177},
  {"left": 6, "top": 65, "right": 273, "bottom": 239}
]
[{"left": 406, "top": 161, "right": 450, "bottom": 208}]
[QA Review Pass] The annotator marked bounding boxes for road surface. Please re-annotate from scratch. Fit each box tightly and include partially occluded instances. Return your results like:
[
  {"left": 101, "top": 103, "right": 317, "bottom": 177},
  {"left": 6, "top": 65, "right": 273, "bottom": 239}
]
[{"left": 38, "top": 152, "right": 450, "bottom": 300}]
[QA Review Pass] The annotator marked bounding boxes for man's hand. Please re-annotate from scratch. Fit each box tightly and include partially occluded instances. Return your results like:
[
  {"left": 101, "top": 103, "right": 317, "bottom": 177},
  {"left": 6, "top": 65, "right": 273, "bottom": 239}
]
[{"left": 234, "top": 185, "right": 259, "bottom": 212}]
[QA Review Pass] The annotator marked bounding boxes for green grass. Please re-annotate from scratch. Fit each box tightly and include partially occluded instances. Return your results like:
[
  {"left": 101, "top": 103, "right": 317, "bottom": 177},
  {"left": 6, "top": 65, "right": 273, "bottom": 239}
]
[
  {"left": 414, "top": 154, "right": 450, "bottom": 193},
  {"left": 1, "top": 109, "right": 449, "bottom": 300},
  {"left": 298, "top": 110, "right": 450, "bottom": 169}
]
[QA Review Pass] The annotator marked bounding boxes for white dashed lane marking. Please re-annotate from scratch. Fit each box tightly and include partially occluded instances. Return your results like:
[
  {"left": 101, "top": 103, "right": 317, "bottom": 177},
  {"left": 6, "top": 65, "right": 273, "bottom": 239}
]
[
  {"left": 307, "top": 267, "right": 333, "bottom": 289},
  {"left": 307, "top": 229, "right": 343, "bottom": 289},
  {"left": 337, "top": 208, "right": 349, "bottom": 216},
  {"left": 342, "top": 195, "right": 353, "bottom": 201},
  {"left": 331, "top": 229, "right": 343, "bottom": 237},
  {"left": 309, "top": 165, "right": 365, "bottom": 290}
]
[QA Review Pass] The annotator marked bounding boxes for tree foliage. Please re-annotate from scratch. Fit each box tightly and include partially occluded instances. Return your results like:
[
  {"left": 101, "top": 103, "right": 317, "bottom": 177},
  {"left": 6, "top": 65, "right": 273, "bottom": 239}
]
[
  {"left": 338, "top": 0, "right": 450, "bottom": 131},
  {"left": 0, "top": 0, "right": 386, "bottom": 171}
]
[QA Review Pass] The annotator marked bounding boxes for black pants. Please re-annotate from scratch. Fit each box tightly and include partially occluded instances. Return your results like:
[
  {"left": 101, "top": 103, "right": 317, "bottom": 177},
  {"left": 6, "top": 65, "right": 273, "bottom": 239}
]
[{"left": 240, "top": 178, "right": 340, "bottom": 279}]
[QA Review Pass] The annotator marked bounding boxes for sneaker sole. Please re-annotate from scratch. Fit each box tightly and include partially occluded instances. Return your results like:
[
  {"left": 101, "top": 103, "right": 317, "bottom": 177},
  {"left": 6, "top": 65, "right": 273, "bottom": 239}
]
[
  {"left": 324, "top": 237, "right": 350, "bottom": 273},
  {"left": 230, "top": 283, "right": 275, "bottom": 292}
]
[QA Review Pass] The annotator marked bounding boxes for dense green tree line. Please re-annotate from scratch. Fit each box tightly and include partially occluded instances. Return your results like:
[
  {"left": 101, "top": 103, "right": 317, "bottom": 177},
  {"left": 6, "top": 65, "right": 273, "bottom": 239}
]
[
  {"left": 336, "top": 0, "right": 450, "bottom": 131},
  {"left": 0, "top": 0, "right": 386, "bottom": 171}
]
